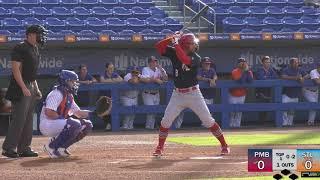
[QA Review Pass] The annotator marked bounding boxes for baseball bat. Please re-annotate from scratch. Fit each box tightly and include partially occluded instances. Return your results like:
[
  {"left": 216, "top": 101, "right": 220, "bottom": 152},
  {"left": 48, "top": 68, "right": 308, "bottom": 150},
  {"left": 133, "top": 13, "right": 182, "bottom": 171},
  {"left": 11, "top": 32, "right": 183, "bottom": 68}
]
[{"left": 181, "top": 5, "right": 210, "bottom": 32}]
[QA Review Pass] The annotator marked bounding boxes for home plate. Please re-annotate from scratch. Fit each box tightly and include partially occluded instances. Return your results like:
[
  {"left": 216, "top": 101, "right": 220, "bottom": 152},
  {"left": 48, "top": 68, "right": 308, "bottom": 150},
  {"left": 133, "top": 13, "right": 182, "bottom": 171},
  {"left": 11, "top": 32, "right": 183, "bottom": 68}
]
[{"left": 190, "top": 156, "right": 223, "bottom": 160}]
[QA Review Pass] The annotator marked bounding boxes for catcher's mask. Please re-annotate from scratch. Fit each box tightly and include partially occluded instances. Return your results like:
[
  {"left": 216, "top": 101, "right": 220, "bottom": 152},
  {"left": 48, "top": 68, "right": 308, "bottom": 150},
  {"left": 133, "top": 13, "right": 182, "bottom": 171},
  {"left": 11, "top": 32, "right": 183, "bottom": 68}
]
[
  {"left": 26, "top": 25, "right": 48, "bottom": 47},
  {"left": 58, "top": 70, "right": 79, "bottom": 95},
  {"left": 178, "top": 33, "right": 199, "bottom": 51}
]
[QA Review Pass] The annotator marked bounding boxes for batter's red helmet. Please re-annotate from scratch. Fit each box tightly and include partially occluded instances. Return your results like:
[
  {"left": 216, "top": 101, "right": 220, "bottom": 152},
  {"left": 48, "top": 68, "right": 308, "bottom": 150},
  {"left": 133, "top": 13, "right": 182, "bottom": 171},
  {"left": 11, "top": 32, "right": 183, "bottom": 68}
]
[{"left": 178, "top": 33, "right": 199, "bottom": 49}]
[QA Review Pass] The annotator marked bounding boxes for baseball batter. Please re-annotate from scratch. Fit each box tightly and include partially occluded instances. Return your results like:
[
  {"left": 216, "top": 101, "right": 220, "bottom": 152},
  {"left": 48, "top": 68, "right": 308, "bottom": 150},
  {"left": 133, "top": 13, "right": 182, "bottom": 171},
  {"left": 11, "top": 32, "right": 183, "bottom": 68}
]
[
  {"left": 153, "top": 33, "right": 230, "bottom": 157},
  {"left": 40, "top": 70, "right": 93, "bottom": 158}
]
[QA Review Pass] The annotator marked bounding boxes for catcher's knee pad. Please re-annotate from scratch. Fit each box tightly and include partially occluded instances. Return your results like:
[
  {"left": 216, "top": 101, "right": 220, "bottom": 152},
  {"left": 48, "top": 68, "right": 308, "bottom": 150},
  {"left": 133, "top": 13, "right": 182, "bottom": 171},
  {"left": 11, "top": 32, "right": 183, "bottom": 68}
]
[
  {"left": 66, "top": 118, "right": 82, "bottom": 134},
  {"left": 80, "top": 119, "right": 93, "bottom": 134}
]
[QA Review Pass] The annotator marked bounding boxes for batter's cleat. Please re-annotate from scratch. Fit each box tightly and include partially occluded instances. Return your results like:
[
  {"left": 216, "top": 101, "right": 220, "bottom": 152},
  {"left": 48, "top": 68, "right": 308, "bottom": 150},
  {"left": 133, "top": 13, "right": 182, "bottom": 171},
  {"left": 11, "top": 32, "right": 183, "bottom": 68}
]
[
  {"left": 221, "top": 146, "right": 230, "bottom": 155},
  {"left": 43, "top": 144, "right": 60, "bottom": 158},
  {"left": 57, "top": 148, "right": 71, "bottom": 157},
  {"left": 152, "top": 146, "right": 163, "bottom": 157}
]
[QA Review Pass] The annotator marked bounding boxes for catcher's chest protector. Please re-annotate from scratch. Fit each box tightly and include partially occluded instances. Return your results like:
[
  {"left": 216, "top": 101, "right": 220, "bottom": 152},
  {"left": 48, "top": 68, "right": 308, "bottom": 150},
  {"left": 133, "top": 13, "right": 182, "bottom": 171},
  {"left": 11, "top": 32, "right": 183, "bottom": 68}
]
[{"left": 57, "top": 89, "right": 73, "bottom": 119}]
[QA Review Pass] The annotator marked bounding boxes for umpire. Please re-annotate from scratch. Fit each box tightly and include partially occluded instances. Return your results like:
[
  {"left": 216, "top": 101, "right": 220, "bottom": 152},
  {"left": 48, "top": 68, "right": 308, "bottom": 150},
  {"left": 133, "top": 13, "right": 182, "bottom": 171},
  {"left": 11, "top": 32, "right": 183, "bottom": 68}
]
[{"left": 2, "top": 25, "right": 47, "bottom": 158}]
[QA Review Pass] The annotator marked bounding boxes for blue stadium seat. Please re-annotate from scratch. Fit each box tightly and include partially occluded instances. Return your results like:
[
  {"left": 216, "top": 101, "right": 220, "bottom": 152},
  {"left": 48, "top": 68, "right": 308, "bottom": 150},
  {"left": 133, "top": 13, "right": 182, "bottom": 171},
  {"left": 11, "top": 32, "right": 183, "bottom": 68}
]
[
  {"left": 100, "top": 30, "right": 117, "bottom": 35},
  {"left": 132, "top": 6, "right": 151, "bottom": 19},
  {"left": 86, "top": 17, "right": 106, "bottom": 31},
  {"left": 91, "top": 7, "right": 112, "bottom": 17},
  {"left": 20, "top": 0, "right": 39, "bottom": 8},
  {"left": 23, "top": 17, "right": 44, "bottom": 26},
  {"left": 235, "top": 0, "right": 252, "bottom": 7},
  {"left": 282, "top": 16, "right": 301, "bottom": 31},
  {"left": 106, "top": 18, "right": 127, "bottom": 32},
  {"left": 222, "top": 17, "right": 245, "bottom": 33},
  {"left": 160, "top": 28, "right": 174, "bottom": 35},
  {"left": 279, "top": 27, "right": 294, "bottom": 32},
  {"left": 297, "top": 27, "right": 312, "bottom": 32},
  {"left": 100, "top": 0, "right": 119, "bottom": 7},
  {"left": 149, "top": 7, "right": 166, "bottom": 17},
  {"left": 112, "top": 7, "right": 132, "bottom": 20},
  {"left": 316, "top": 28, "right": 320, "bottom": 32},
  {"left": 65, "top": 17, "right": 85, "bottom": 32},
  {"left": 59, "top": 29, "right": 76, "bottom": 35},
  {"left": 216, "top": 0, "right": 235, "bottom": 8},
  {"left": 140, "top": 29, "right": 156, "bottom": 35},
  {"left": 266, "top": 6, "right": 285, "bottom": 19},
  {"left": 16, "top": 30, "right": 26, "bottom": 36},
  {"left": 283, "top": 6, "right": 303, "bottom": 18},
  {"left": 0, "top": 30, "right": 13, "bottom": 36},
  {"left": 209, "top": 7, "right": 229, "bottom": 22},
  {"left": 228, "top": 6, "right": 250, "bottom": 19},
  {"left": 40, "top": 0, "right": 59, "bottom": 8},
  {"left": 10, "top": 7, "right": 32, "bottom": 20},
  {"left": 3, "top": 18, "right": 23, "bottom": 33},
  {"left": 0, "top": 8, "right": 10, "bottom": 18},
  {"left": 300, "top": 6, "right": 319, "bottom": 18},
  {"left": 79, "top": 0, "right": 99, "bottom": 8},
  {"left": 200, "top": 0, "right": 216, "bottom": 7},
  {"left": 45, "top": 17, "right": 66, "bottom": 32},
  {"left": 119, "top": 0, "right": 137, "bottom": 8},
  {"left": 269, "top": 0, "right": 288, "bottom": 8},
  {"left": 263, "top": 16, "right": 283, "bottom": 31},
  {"left": 136, "top": 0, "right": 154, "bottom": 8},
  {"left": 127, "top": 18, "right": 146, "bottom": 32},
  {"left": 52, "top": 7, "right": 73, "bottom": 19},
  {"left": 247, "top": 6, "right": 267, "bottom": 19},
  {"left": 244, "top": 17, "right": 266, "bottom": 31},
  {"left": 32, "top": 7, "right": 53, "bottom": 19},
  {"left": 260, "top": 28, "right": 275, "bottom": 32},
  {"left": 146, "top": 17, "right": 165, "bottom": 31},
  {"left": 119, "top": 29, "right": 136, "bottom": 35},
  {"left": 164, "top": 17, "right": 182, "bottom": 31},
  {"left": 60, "top": 0, "right": 79, "bottom": 7},
  {"left": 300, "top": 16, "right": 319, "bottom": 31},
  {"left": 73, "top": 7, "right": 92, "bottom": 17},
  {"left": 1, "top": 0, "right": 19, "bottom": 8},
  {"left": 252, "top": 0, "right": 269, "bottom": 6},
  {"left": 47, "top": 30, "right": 58, "bottom": 36},
  {"left": 78, "top": 30, "right": 97, "bottom": 36},
  {"left": 239, "top": 28, "right": 256, "bottom": 33},
  {"left": 287, "top": 0, "right": 304, "bottom": 8}
]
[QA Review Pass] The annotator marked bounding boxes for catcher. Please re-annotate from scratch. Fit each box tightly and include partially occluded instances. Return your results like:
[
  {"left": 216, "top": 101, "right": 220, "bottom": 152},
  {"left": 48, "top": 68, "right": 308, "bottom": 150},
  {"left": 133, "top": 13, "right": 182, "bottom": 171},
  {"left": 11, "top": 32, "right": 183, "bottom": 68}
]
[{"left": 40, "top": 70, "right": 111, "bottom": 158}]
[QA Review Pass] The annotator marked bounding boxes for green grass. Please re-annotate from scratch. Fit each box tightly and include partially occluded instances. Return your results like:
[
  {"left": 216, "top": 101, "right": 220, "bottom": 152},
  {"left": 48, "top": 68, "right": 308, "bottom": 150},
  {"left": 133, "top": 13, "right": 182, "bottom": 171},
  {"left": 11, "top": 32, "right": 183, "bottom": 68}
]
[{"left": 168, "top": 133, "right": 320, "bottom": 146}]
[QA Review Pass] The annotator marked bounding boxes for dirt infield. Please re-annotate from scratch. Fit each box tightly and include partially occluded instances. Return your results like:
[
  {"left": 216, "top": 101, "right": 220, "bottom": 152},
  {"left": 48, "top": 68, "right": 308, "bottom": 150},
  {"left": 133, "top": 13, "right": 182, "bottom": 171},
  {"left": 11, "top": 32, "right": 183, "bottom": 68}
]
[{"left": 0, "top": 128, "right": 318, "bottom": 180}]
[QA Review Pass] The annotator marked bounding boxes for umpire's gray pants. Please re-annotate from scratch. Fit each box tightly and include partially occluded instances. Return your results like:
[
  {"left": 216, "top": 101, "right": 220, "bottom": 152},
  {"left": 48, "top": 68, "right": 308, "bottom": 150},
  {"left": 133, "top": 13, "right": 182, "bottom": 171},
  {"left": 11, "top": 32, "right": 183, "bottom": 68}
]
[{"left": 2, "top": 83, "right": 36, "bottom": 153}]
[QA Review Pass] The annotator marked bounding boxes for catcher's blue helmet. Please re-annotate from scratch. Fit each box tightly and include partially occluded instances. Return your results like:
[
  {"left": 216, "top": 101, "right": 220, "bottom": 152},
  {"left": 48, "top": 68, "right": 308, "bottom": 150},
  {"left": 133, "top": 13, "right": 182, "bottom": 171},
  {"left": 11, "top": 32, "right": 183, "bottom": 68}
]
[{"left": 58, "top": 70, "right": 79, "bottom": 95}]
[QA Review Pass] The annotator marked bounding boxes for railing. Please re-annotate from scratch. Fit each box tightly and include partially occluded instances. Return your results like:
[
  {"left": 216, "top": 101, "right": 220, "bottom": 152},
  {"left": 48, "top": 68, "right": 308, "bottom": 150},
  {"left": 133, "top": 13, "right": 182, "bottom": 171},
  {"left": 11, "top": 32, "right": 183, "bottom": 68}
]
[{"left": 78, "top": 80, "right": 320, "bottom": 131}]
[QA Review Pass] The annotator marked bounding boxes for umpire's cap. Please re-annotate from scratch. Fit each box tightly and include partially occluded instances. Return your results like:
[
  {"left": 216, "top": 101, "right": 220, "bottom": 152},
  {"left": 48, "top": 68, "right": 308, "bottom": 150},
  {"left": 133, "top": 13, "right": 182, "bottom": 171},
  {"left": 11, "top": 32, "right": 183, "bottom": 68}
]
[{"left": 26, "top": 25, "right": 47, "bottom": 35}]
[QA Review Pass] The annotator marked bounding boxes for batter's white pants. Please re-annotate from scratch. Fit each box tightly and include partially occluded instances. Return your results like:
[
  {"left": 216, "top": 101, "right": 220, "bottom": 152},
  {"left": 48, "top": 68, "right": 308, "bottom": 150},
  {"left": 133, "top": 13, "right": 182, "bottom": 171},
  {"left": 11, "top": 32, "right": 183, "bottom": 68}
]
[
  {"left": 228, "top": 94, "right": 246, "bottom": 128},
  {"left": 204, "top": 98, "right": 214, "bottom": 104},
  {"left": 142, "top": 92, "right": 160, "bottom": 129},
  {"left": 161, "top": 86, "right": 216, "bottom": 129},
  {"left": 120, "top": 96, "right": 138, "bottom": 129},
  {"left": 282, "top": 94, "right": 299, "bottom": 126},
  {"left": 302, "top": 88, "right": 318, "bottom": 125}
]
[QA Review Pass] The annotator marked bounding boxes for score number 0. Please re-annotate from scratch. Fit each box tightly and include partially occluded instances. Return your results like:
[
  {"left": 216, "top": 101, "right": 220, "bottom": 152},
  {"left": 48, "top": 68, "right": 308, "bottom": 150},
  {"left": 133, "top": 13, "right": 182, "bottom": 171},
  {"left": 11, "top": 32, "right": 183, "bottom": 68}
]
[
  {"left": 257, "top": 160, "right": 265, "bottom": 170},
  {"left": 303, "top": 152, "right": 313, "bottom": 170}
]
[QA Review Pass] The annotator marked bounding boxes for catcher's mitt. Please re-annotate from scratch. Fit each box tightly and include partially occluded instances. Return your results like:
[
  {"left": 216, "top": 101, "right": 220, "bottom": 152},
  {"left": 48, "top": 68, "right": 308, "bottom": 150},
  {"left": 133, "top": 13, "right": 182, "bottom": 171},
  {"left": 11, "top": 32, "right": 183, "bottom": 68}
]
[{"left": 95, "top": 96, "right": 112, "bottom": 118}]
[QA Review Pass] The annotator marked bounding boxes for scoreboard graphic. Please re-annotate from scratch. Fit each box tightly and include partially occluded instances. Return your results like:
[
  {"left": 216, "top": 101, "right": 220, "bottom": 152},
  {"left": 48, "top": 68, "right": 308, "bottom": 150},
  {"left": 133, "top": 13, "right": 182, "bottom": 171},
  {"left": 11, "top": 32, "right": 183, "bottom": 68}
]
[{"left": 248, "top": 149, "right": 320, "bottom": 177}]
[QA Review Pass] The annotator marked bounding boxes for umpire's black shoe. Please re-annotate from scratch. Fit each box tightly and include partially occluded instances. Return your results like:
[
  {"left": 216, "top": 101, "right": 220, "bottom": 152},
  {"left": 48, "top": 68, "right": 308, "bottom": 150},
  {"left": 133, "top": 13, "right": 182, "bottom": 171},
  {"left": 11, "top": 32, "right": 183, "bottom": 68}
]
[
  {"left": 2, "top": 149, "right": 19, "bottom": 158},
  {"left": 19, "top": 149, "right": 38, "bottom": 157}
]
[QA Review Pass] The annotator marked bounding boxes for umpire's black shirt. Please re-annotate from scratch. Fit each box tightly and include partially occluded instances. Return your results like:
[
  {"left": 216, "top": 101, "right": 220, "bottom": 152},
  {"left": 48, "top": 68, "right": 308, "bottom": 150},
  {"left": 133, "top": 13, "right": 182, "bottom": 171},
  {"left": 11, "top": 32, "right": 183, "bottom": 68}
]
[{"left": 163, "top": 46, "right": 201, "bottom": 88}]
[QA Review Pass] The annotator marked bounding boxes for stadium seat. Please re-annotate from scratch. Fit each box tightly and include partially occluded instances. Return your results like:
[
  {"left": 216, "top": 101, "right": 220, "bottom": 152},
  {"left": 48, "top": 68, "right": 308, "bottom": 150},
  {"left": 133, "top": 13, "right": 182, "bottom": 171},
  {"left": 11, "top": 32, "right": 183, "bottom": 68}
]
[
  {"left": 297, "top": 27, "right": 312, "bottom": 32},
  {"left": 3, "top": 18, "right": 23, "bottom": 33},
  {"left": 247, "top": 6, "right": 267, "bottom": 19},
  {"left": 316, "top": 28, "right": 320, "bottom": 32},
  {"left": 239, "top": 28, "right": 256, "bottom": 33},
  {"left": 0, "top": 8, "right": 10, "bottom": 18},
  {"left": 279, "top": 27, "right": 295, "bottom": 32},
  {"left": 216, "top": 0, "right": 235, "bottom": 8},
  {"left": 86, "top": 17, "right": 106, "bottom": 31},
  {"left": 244, "top": 17, "right": 266, "bottom": 31},
  {"left": 263, "top": 16, "right": 283, "bottom": 31},
  {"left": 65, "top": 17, "right": 86, "bottom": 32},
  {"left": 287, "top": 0, "right": 304, "bottom": 8},
  {"left": 78, "top": 30, "right": 97, "bottom": 36},
  {"left": 46, "top": 30, "right": 58, "bottom": 36},
  {"left": 106, "top": 18, "right": 127, "bottom": 32},
  {"left": 149, "top": 7, "right": 166, "bottom": 17},
  {"left": 235, "top": 0, "right": 252, "bottom": 7},
  {"left": 139, "top": 29, "right": 156, "bottom": 35},
  {"left": 282, "top": 16, "right": 301, "bottom": 31},
  {"left": 164, "top": 17, "right": 183, "bottom": 31},
  {"left": 52, "top": 7, "right": 73, "bottom": 19},
  {"left": 100, "top": 0, "right": 119, "bottom": 7},
  {"left": 283, "top": 6, "right": 303, "bottom": 18},
  {"left": 79, "top": 0, "right": 99, "bottom": 8},
  {"left": 127, "top": 18, "right": 146, "bottom": 32},
  {"left": 45, "top": 17, "right": 66, "bottom": 32},
  {"left": 16, "top": 30, "right": 26, "bottom": 36},
  {"left": 252, "top": 0, "right": 269, "bottom": 6},
  {"left": 10, "top": 7, "right": 32, "bottom": 19},
  {"left": 119, "top": 0, "right": 137, "bottom": 8},
  {"left": 269, "top": 0, "right": 288, "bottom": 8},
  {"left": 300, "top": 6, "right": 319, "bottom": 18},
  {"left": 136, "top": 0, "right": 154, "bottom": 8},
  {"left": 60, "top": 0, "right": 79, "bottom": 7},
  {"left": 1, "top": 0, "right": 19, "bottom": 8},
  {"left": 100, "top": 30, "right": 117, "bottom": 35},
  {"left": 73, "top": 7, "right": 92, "bottom": 17},
  {"left": 132, "top": 6, "right": 151, "bottom": 20},
  {"left": 59, "top": 29, "right": 76, "bottom": 35},
  {"left": 0, "top": 30, "right": 13, "bottom": 36},
  {"left": 92, "top": 7, "right": 112, "bottom": 17},
  {"left": 300, "top": 16, "right": 319, "bottom": 31},
  {"left": 20, "top": 0, "right": 39, "bottom": 7},
  {"left": 32, "top": 7, "right": 53, "bottom": 19},
  {"left": 119, "top": 29, "right": 136, "bottom": 35},
  {"left": 160, "top": 28, "right": 174, "bottom": 35},
  {"left": 266, "top": 6, "right": 285, "bottom": 19},
  {"left": 112, "top": 7, "right": 133, "bottom": 20},
  {"left": 228, "top": 6, "right": 250, "bottom": 19},
  {"left": 146, "top": 17, "right": 165, "bottom": 31},
  {"left": 260, "top": 28, "right": 275, "bottom": 32},
  {"left": 209, "top": 7, "right": 229, "bottom": 22},
  {"left": 23, "top": 17, "right": 44, "bottom": 26},
  {"left": 222, "top": 17, "right": 245, "bottom": 33},
  {"left": 40, "top": 0, "right": 59, "bottom": 8},
  {"left": 200, "top": 0, "right": 216, "bottom": 6}
]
